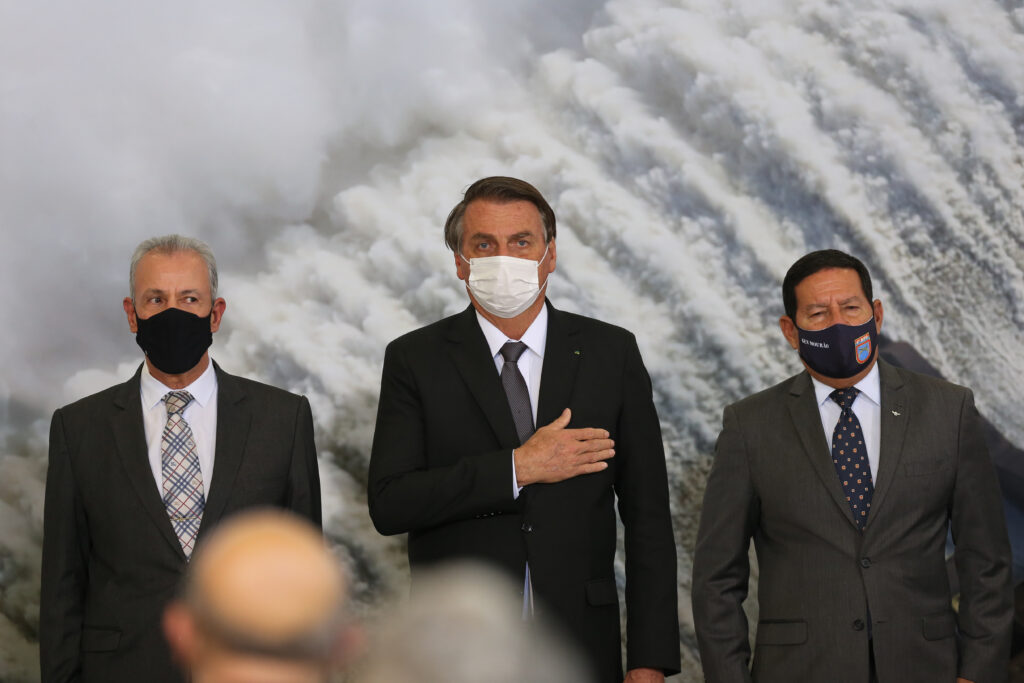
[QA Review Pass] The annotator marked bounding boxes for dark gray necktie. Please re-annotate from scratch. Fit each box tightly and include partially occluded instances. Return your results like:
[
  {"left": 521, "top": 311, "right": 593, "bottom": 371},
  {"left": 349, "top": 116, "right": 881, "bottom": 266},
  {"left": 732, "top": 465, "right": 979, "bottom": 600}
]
[
  {"left": 500, "top": 341, "right": 537, "bottom": 619},
  {"left": 500, "top": 341, "right": 535, "bottom": 445}
]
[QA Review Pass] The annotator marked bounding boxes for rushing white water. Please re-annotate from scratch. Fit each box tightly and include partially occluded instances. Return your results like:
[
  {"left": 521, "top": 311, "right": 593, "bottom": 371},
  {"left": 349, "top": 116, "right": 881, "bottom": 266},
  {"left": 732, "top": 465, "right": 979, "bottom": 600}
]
[{"left": 1, "top": 0, "right": 1022, "bottom": 679}]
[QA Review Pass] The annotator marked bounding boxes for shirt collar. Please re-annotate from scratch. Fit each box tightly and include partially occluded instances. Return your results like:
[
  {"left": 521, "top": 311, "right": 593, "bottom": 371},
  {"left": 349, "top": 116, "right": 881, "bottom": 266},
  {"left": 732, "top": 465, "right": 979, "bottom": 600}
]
[
  {"left": 140, "top": 359, "right": 219, "bottom": 410},
  {"left": 811, "top": 361, "right": 881, "bottom": 408},
  {"left": 475, "top": 304, "right": 549, "bottom": 360}
]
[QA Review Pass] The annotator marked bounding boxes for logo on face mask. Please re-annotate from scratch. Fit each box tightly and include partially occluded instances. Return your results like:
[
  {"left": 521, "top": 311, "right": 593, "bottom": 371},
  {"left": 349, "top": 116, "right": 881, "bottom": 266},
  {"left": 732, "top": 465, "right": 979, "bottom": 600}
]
[
  {"left": 134, "top": 307, "right": 213, "bottom": 375},
  {"left": 796, "top": 317, "right": 878, "bottom": 379},
  {"left": 461, "top": 245, "right": 550, "bottom": 319},
  {"left": 854, "top": 333, "right": 872, "bottom": 363}
]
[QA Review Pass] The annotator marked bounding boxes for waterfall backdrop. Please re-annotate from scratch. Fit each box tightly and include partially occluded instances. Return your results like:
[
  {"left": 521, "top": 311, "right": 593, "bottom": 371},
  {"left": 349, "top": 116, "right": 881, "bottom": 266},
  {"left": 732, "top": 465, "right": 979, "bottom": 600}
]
[{"left": 2, "top": 0, "right": 1022, "bottom": 679}]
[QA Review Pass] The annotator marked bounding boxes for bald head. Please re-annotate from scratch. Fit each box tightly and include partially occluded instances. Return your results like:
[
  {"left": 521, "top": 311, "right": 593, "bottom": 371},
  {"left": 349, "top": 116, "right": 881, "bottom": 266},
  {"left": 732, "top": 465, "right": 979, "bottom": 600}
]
[
  {"left": 165, "top": 510, "right": 349, "bottom": 683},
  {"left": 191, "top": 510, "right": 344, "bottom": 646}
]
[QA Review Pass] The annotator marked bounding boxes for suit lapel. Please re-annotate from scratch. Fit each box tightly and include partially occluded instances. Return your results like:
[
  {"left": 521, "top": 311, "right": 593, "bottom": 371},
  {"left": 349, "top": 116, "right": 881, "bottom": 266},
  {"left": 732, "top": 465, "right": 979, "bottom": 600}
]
[
  {"left": 199, "top": 363, "right": 251, "bottom": 537},
  {"left": 111, "top": 367, "right": 185, "bottom": 559},
  {"left": 446, "top": 306, "right": 520, "bottom": 449},
  {"left": 865, "top": 359, "right": 909, "bottom": 527},
  {"left": 537, "top": 302, "right": 581, "bottom": 427},
  {"left": 787, "top": 372, "right": 859, "bottom": 529}
]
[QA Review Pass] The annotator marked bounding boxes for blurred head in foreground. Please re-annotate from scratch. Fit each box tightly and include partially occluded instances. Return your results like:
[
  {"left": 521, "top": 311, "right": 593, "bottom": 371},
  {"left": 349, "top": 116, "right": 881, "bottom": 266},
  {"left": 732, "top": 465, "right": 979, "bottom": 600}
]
[
  {"left": 163, "top": 509, "right": 351, "bottom": 683},
  {"left": 355, "top": 563, "right": 589, "bottom": 683}
]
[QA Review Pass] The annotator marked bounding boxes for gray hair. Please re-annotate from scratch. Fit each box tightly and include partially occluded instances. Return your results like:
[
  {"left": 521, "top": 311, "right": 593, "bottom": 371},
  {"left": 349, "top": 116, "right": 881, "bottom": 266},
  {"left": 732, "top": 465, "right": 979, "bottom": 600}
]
[{"left": 128, "top": 234, "right": 218, "bottom": 301}]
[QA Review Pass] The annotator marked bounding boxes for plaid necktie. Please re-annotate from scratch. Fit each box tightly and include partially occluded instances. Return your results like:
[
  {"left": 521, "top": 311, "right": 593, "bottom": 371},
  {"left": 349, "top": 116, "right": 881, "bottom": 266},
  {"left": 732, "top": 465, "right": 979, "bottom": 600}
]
[
  {"left": 161, "top": 391, "right": 205, "bottom": 558},
  {"left": 830, "top": 387, "right": 874, "bottom": 529}
]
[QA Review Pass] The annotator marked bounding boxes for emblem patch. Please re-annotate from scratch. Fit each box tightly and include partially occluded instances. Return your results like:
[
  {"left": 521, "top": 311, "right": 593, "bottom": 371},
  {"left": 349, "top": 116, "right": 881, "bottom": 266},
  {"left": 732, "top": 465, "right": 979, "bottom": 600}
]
[{"left": 854, "top": 333, "right": 872, "bottom": 364}]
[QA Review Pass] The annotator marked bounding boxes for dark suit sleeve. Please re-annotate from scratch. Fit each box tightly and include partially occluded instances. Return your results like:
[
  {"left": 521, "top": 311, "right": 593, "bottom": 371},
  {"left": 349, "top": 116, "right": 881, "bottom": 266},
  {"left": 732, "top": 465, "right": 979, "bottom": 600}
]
[
  {"left": 691, "top": 403, "right": 758, "bottom": 683},
  {"left": 614, "top": 336, "right": 681, "bottom": 674},
  {"left": 40, "top": 408, "right": 88, "bottom": 683},
  {"left": 368, "top": 341, "right": 514, "bottom": 536},
  {"left": 285, "top": 396, "right": 322, "bottom": 528},
  {"left": 950, "top": 390, "right": 1013, "bottom": 682}
]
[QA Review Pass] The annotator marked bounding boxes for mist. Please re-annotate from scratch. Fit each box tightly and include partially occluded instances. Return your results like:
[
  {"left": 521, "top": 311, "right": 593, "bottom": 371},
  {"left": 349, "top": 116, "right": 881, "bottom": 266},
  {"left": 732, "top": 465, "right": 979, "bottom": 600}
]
[{"left": 2, "top": 0, "right": 1023, "bottom": 679}]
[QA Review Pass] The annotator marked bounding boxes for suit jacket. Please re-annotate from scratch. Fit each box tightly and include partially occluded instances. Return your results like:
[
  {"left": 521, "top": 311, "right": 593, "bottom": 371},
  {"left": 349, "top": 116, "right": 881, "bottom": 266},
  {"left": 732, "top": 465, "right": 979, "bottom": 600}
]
[
  {"left": 691, "top": 359, "right": 1013, "bottom": 683},
  {"left": 368, "top": 302, "right": 680, "bottom": 681},
  {"left": 40, "top": 362, "right": 322, "bottom": 683}
]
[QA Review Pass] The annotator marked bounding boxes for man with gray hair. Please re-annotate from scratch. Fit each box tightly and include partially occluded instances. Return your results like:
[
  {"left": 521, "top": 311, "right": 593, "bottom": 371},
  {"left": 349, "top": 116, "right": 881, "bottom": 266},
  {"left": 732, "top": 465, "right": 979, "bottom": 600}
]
[{"left": 40, "top": 235, "right": 322, "bottom": 683}]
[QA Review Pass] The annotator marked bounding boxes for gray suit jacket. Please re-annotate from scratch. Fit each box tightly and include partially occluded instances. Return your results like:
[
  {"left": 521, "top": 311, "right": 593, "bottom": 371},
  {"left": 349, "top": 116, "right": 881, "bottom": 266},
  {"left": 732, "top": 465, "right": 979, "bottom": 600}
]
[
  {"left": 692, "top": 359, "right": 1012, "bottom": 683},
  {"left": 40, "top": 362, "right": 321, "bottom": 683}
]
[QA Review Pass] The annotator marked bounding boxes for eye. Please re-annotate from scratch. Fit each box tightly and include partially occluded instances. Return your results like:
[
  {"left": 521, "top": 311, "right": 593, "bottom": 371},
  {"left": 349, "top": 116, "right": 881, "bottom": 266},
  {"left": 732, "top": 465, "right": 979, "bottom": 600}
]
[
  {"left": 477, "top": 241, "right": 491, "bottom": 250},
  {"left": 516, "top": 239, "right": 529, "bottom": 247},
  {"left": 148, "top": 296, "right": 163, "bottom": 305},
  {"left": 184, "top": 296, "right": 199, "bottom": 304}
]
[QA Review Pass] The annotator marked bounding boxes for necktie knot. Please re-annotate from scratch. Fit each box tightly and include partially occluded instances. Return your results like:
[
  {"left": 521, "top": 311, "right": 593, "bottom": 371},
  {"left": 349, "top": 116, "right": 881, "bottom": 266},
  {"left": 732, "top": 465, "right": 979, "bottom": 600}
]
[
  {"left": 829, "top": 387, "right": 860, "bottom": 410},
  {"left": 164, "top": 391, "right": 194, "bottom": 416},
  {"left": 500, "top": 341, "right": 528, "bottom": 364}
]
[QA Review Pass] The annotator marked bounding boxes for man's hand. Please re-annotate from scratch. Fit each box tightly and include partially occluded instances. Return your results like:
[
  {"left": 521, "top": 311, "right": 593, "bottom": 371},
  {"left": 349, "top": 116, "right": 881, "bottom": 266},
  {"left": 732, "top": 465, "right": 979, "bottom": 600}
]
[
  {"left": 513, "top": 408, "right": 614, "bottom": 486},
  {"left": 624, "top": 667, "right": 664, "bottom": 683}
]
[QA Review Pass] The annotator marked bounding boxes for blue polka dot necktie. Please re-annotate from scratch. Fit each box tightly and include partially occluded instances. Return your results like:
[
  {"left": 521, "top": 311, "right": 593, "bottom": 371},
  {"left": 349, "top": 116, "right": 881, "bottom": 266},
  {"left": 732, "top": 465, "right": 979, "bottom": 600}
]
[
  {"left": 830, "top": 387, "right": 874, "bottom": 529},
  {"left": 161, "top": 391, "right": 205, "bottom": 558}
]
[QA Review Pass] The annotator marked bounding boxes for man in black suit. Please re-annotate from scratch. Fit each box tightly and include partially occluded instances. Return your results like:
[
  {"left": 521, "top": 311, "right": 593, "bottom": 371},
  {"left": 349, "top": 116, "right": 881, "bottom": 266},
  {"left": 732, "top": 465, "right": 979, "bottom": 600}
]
[
  {"left": 40, "top": 235, "right": 322, "bottom": 683},
  {"left": 692, "top": 249, "right": 1013, "bottom": 682},
  {"left": 368, "top": 176, "right": 680, "bottom": 682}
]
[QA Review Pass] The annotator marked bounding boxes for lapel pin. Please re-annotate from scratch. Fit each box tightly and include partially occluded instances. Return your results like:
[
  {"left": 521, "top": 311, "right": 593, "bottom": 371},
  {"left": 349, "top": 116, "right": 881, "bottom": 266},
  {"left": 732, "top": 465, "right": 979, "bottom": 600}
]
[
  {"left": 891, "top": 410, "right": 901, "bottom": 416},
  {"left": 573, "top": 350, "right": 581, "bottom": 356}
]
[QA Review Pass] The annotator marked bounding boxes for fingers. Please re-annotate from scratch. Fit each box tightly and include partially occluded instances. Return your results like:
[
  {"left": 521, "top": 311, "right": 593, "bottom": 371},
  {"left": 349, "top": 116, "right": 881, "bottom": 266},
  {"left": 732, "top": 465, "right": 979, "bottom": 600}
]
[
  {"left": 540, "top": 410, "right": 611, "bottom": 444},
  {"left": 576, "top": 461, "right": 610, "bottom": 475},
  {"left": 544, "top": 407, "right": 572, "bottom": 430},
  {"left": 563, "top": 427, "right": 610, "bottom": 441},
  {"left": 573, "top": 447, "right": 614, "bottom": 464},
  {"left": 575, "top": 438, "right": 614, "bottom": 453}
]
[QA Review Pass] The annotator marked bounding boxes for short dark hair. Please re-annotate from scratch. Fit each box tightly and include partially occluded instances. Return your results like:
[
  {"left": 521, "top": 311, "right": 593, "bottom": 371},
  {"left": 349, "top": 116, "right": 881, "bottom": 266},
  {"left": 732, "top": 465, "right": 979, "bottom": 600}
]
[
  {"left": 782, "top": 249, "right": 873, "bottom": 319},
  {"left": 443, "top": 176, "right": 557, "bottom": 252}
]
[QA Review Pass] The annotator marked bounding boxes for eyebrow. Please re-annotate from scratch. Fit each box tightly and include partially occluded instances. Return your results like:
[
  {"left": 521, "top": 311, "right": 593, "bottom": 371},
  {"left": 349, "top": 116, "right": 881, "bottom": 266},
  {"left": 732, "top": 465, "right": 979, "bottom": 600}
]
[
  {"left": 140, "top": 288, "right": 204, "bottom": 298},
  {"left": 804, "top": 296, "right": 865, "bottom": 309},
  {"left": 467, "top": 231, "right": 537, "bottom": 241}
]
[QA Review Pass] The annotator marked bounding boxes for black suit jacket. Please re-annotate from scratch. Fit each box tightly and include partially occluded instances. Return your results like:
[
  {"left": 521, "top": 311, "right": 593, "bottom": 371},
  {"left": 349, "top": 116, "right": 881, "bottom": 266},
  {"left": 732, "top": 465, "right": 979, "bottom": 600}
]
[
  {"left": 368, "top": 302, "right": 680, "bottom": 682},
  {"left": 40, "top": 362, "right": 322, "bottom": 683},
  {"left": 692, "top": 360, "right": 1013, "bottom": 683}
]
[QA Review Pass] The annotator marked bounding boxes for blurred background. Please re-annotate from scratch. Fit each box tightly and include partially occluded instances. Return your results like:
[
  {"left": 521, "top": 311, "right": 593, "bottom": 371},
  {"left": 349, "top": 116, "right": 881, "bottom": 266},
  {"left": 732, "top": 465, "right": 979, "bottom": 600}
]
[{"left": 1, "top": 0, "right": 1022, "bottom": 679}]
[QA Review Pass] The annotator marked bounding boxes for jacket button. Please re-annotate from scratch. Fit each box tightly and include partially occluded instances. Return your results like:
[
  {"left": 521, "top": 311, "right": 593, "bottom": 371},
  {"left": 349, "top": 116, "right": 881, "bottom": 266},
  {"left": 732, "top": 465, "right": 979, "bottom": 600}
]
[
  {"left": 521, "top": 523, "right": 533, "bottom": 533},
  {"left": 860, "top": 557, "right": 871, "bottom": 568},
  {"left": 852, "top": 619, "right": 865, "bottom": 631}
]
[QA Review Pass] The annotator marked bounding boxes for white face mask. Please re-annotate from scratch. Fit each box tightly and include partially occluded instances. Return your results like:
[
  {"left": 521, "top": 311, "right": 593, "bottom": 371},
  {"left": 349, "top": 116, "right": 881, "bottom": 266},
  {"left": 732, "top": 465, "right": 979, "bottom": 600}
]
[{"left": 461, "top": 244, "right": 550, "bottom": 319}]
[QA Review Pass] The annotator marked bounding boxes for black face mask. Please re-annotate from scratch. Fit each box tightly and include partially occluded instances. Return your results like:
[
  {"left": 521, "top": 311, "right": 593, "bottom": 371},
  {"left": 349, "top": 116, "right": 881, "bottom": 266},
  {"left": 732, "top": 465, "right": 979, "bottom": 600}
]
[
  {"left": 134, "top": 307, "right": 213, "bottom": 375},
  {"left": 796, "top": 316, "right": 878, "bottom": 379}
]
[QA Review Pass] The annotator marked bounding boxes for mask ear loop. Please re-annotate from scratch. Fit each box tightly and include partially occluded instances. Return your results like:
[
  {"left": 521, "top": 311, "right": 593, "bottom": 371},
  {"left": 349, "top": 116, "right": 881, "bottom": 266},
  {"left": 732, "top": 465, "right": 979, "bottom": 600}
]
[{"left": 536, "top": 243, "right": 551, "bottom": 291}]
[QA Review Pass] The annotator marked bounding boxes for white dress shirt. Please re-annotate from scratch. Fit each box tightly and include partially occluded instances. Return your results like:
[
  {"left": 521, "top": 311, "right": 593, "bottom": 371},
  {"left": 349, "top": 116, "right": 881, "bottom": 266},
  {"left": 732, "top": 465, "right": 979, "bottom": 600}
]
[
  {"left": 476, "top": 306, "right": 548, "bottom": 615},
  {"left": 810, "top": 362, "right": 881, "bottom": 482},
  {"left": 475, "top": 305, "right": 548, "bottom": 499},
  {"left": 140, "top": 360, "right": 218, "bottom": 498}
]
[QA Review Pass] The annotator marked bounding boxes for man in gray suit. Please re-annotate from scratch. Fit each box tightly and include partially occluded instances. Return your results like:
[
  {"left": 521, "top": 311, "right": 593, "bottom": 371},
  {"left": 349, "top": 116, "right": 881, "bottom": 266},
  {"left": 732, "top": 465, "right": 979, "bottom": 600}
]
[
  {"left": 40, "top": 235, "right": 321, "bottom": 683},
  {"left": 692, "top": 249, "right": 1012, "bottom": 682}
]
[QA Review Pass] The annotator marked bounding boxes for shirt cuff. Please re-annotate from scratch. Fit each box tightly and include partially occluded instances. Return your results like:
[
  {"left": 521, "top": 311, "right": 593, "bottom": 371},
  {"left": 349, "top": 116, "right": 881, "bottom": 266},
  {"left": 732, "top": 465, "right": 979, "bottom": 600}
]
[{"left": 511, "top": 450, "right": 523, "bottom": 499}]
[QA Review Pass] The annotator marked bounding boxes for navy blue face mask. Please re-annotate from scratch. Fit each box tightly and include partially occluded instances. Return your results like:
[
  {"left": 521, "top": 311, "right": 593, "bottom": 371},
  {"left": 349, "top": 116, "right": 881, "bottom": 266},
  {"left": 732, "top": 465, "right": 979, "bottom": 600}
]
[
  {"left": 796, "top": 316, "right": 878, "bottom": 379},
  {"left": 134, "top": 306, "right": 213, "bottom": 375}
]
